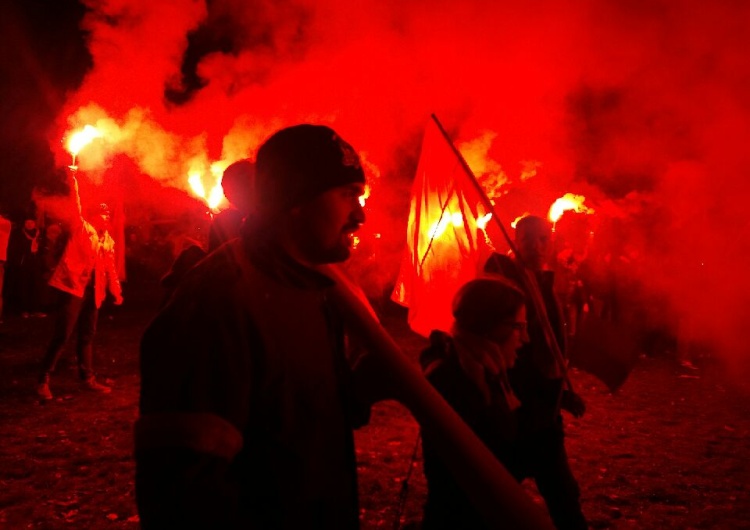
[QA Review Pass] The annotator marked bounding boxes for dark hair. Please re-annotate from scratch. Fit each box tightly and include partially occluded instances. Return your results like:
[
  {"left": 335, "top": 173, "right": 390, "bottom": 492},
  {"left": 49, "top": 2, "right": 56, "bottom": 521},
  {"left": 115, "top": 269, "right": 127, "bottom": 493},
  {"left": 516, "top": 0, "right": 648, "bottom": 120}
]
[
  {"left": 221, "top": 159, "right": 255, "bottom": 210},
  {"left": 515, "top": 215, "right": 550, "bottom": 236},
  {"left": 452, "top": 276, "right": 525, "bottom": 336}
]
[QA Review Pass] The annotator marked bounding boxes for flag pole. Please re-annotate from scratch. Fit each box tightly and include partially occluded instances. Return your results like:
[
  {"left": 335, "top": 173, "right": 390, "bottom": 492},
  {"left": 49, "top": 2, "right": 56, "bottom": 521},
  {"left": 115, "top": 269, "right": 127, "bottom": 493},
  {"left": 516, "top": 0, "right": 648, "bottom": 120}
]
[{"left": 430, "top": 113, "right": 575, "bottom": 394}]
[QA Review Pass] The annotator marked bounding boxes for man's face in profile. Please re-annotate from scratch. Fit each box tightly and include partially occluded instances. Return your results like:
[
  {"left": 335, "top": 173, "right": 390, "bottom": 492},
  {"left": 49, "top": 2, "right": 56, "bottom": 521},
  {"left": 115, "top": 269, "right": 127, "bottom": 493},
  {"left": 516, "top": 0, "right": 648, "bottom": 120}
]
[{"left": 289, "top": 182, "right": 366, "bottom": 264}]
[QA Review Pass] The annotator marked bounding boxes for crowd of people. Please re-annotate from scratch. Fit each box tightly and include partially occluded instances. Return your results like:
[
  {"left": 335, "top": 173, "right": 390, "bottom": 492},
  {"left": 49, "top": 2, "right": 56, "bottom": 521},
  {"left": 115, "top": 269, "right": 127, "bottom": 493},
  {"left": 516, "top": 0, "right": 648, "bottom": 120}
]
[
  {"left": 0, "top": 212, "right": 66, "bottom": 320},
  {"left": 1, "top": 122, "right": 700, "bottom": 529}
]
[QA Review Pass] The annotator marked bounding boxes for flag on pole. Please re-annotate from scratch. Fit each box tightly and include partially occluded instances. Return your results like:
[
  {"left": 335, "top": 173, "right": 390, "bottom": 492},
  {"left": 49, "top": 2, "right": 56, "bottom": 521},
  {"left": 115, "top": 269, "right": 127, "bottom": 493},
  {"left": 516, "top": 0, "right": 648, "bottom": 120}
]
[{"left": 391, "top": 118, "right": 495, "bottom": 337}]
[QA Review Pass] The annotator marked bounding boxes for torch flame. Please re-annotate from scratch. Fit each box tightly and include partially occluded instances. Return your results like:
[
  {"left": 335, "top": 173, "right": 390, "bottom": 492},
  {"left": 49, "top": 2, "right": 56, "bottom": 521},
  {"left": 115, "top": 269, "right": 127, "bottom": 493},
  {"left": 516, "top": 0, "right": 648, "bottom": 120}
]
[
  {"left": 67, "top": 125, "right": 102, "bottom": 156},
  {"left": 548, "top": 193, "right": 593, "bottom": 223},
  {"left": 207, "top": 183, "right": 224, "bottom": 210},
  {"left": 476, "top": 212, "right": 492, "bottom": 230},
  {"left": 188, "top": 172, "right": 206, "bottom": 199},
  {"left": 189, "top": 170, "right": 224, "bottom": 211},
  {"left": 359, "top": 185, "right": 371, "bottom": 208},
  {"left": 428, "top": 211, "right": 464, "bottom": 240}
]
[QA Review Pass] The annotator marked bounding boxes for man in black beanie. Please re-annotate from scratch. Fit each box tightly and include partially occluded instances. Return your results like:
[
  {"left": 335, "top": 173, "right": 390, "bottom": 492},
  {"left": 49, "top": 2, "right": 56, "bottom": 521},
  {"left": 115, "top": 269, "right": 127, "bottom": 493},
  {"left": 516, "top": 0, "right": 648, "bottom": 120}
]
[{"left": 135, "top": 124, "right": 371, "bottom": 529}]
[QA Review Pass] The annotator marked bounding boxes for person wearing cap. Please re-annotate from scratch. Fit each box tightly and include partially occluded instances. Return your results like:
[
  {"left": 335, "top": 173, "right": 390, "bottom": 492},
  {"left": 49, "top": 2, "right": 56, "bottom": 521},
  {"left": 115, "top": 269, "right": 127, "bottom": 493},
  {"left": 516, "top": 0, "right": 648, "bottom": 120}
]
[
  {"left": 419, "top": 275, "right": 529, "bottom": 529},
  {"left": 36, "top": 172, "right": 123, "bottom": 401},
  {"left": 135, "top": 124, "right": 370, "bottom": 529},
  {"left": 484, "top": 215, "right": 588, "bottom": 530}
]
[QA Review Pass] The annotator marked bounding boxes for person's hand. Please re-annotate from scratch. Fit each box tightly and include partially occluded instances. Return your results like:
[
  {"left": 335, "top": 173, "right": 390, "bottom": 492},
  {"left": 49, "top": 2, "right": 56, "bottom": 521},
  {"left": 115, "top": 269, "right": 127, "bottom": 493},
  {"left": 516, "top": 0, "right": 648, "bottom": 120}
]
[
  {"left": 561, "top": 389, "right": 586, "bottom": 418},
  {"left": 113, "top": 295, "right": 124, "bottom": 306}
]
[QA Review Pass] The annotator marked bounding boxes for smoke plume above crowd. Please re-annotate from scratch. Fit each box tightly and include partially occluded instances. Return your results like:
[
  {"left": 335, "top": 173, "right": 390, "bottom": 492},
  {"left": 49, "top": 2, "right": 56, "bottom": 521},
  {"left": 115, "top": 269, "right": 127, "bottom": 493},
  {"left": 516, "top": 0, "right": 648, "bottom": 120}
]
[{"left": 51, "top": 0, "right": 750, "bottom": 382}]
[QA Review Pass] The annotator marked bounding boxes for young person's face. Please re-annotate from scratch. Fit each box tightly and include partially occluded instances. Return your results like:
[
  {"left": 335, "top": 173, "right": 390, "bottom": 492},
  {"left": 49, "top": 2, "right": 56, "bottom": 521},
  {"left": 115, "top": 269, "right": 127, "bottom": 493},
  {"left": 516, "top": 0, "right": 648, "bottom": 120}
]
[
  {"left": 287, "top": 182, "right": 366, "bottom": 265},
  {"left": 487, "top": 305, "right": 529, "bottom": 369}
]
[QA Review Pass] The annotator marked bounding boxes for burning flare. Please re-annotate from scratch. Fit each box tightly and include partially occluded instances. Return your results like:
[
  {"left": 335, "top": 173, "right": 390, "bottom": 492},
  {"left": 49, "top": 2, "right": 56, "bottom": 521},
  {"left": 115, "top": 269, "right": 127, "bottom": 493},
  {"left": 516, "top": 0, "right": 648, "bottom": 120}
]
[
  {"left": 67, "top": 125, "right": 102, "bottom": 156},
  {"left": 66, "top": 125, "right": 102, "bottom": 166},
  {"left": 548, "top": 193, "right": 594, "bottom": 223},
  {"left": 188, "top": 171, "right": 223, "bottom": 211}
]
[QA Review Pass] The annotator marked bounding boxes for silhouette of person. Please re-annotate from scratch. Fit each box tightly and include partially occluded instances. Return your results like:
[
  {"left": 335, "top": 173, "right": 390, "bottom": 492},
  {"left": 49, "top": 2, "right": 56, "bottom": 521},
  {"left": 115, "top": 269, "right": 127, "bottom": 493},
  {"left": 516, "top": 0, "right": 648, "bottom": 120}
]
[
  {"left": 484, "top": 215, "right": 588, "bottom": 530},
  {"left": 135, "top": 124, "right": 373, "bottom": 529}
]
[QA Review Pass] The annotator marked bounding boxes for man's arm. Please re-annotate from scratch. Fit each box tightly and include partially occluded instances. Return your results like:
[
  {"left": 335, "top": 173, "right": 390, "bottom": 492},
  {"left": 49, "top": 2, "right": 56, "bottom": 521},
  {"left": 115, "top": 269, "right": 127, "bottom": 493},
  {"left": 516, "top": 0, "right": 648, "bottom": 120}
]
[{"left": 134, "top": 286, "right": 253, "bottom": 527}]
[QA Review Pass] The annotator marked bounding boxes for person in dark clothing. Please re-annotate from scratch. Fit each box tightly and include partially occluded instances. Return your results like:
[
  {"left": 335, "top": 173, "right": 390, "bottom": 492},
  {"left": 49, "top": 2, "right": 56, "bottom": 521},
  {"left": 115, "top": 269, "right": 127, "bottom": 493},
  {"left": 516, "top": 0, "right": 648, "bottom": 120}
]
[
  {"left": 6, "top": 215, "right": 44, "bottom": 317},
  {"left": 135, "top": 124, "right": 373, "bottom": 529},
  {"left": 484, "top": 215, "right": 588, "bottom": 530},
  {"left": 420, "top": 275, "right": 529, "bottom": 529},
  {"left": 208, "top": 159, "right": 255, "bottom": 252},
  {"left": 158, "top": 242, "right": 207, "bottom": 306}
]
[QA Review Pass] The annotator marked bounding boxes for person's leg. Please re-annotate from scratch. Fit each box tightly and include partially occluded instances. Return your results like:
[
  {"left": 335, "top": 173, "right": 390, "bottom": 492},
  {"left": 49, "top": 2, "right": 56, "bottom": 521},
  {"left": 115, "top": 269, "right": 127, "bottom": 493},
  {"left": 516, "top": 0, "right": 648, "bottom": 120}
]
[
  {"left": 75, "top": 284, "right": 110, "bottom": 392},
  {"left": 37, "top": 292, "right": 83, "bottom": 399},
  {"left": 529, "top": 427, "right": 588, "bottom": 530},
  {"left": 76, "top": 286, "right": 99, "bottom": 377},
  {"left": 39, "top": 292, "right": 83, "bottom": 381}
]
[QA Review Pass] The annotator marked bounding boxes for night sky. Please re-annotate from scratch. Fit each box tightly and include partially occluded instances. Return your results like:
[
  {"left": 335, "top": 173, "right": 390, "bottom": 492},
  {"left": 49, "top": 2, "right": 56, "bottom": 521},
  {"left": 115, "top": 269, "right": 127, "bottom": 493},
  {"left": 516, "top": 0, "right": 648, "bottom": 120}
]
[
  {"left": 1, "top": 0, "right": 749, "bottom": 382},
  {"left": 0, "top": 0, "right": 90, "bottom": 213}
]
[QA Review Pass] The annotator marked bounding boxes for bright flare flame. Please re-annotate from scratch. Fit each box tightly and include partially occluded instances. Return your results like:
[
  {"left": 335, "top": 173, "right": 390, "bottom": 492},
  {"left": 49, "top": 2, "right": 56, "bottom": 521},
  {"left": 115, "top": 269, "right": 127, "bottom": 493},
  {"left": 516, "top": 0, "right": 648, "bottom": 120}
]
[
  {"left": 188, "top": 172, "right": 205, "bottom": 198},
  {"left": 189, "top": 171, "right": 224, "bottom": 211},
  {"left": 428, "top": 211, "right": 464, "bottom": 240},
  {"left": 67, "top": 125, "right": 102, "bottom": 156},
  {"left": 359, "top": 185, "right": 371, "bottom": 208},
  {"left": 548, "top": 193, "right": 594, "bottom": 223},
  {"left": 476, "top": 212, "right": 492, "bottom": 230},
  {"left": 206, "top": 183, "right": 224, "bottom": 210}
]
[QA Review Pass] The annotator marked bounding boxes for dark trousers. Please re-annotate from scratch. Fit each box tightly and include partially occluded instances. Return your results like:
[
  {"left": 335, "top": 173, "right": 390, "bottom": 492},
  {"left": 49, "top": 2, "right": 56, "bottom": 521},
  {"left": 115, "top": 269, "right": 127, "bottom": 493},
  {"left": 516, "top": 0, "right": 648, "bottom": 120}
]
[
  {"left": 517, "top": 423, "right": 588, "bottom": 530},
  {"left": 39, "top": 283, "right": 99, "bottom": 382}
]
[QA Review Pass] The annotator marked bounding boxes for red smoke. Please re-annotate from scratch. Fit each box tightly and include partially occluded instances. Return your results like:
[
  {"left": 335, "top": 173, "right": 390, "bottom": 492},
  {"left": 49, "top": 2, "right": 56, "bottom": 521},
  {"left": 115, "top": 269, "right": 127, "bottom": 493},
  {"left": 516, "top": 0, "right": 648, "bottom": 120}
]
[{"left": 51, "top": 0, "right": 750, "bottom": 386}]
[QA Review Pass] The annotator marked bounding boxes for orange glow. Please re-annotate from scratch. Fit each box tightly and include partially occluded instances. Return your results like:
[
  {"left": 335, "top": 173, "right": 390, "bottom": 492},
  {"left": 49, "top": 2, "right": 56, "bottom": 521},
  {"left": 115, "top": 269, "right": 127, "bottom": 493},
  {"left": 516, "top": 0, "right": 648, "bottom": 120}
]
[
  {"left": 188, "top": 172, "right": 206, "bottom": 198},
  {"left": 476, "top": 212, "right": 492, "bottom": 230},
  {"left": 428, "top": 211, "right": 464, "bottom": 240},
  {"left": 548, "top": 193, "right": 593, "bottom": 223},
  {"left": 359, "top": 184, "right": 371, "bottom": 208},
  {"left": 511, "top": 213, "right": 529, "bottom": 229},
  {"left": 66, "top": 125, "right": 102, "bottom": 156},
  {"left": 188, "top": 171, "right": 222, "bottom": 210}
]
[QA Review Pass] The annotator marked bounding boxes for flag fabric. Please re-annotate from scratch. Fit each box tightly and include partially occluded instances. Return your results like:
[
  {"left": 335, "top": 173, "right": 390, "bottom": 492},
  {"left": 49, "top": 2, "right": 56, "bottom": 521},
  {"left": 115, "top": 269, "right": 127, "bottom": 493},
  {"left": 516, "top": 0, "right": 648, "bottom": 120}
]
[
  {"left": 391, "top": 118, "right": 494, "bottom": 337},
  {"left": 568, "top": 313, "right": 640, "bottom": 393}
]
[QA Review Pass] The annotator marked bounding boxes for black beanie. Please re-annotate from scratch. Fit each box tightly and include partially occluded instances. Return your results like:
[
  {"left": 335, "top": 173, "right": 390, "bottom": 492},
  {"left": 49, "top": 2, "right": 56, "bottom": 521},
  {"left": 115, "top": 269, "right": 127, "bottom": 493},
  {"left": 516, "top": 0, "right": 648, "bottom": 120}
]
[{"left": 254, "top": 124, "right": 365, "bottom": 214}]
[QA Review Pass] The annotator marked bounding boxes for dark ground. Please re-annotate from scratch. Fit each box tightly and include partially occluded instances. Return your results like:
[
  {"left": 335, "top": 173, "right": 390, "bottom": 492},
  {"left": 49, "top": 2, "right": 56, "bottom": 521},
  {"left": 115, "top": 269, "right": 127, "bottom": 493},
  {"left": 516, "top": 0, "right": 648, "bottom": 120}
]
[{"left": 1, "top": 278, "right": 749, "bottom": 529}]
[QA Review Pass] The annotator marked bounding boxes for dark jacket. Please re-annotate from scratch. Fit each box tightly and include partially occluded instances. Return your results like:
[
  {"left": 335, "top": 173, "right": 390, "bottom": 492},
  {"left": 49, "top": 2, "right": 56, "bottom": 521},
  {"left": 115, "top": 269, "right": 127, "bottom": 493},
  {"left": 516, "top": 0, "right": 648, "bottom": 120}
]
[
  {"left": 420, "top": 330, "right": 522, "bottom": 530},
  {"left": 135, "top": 235, "right": 361, "bottom": 529},
  {"left": 208, "top": 208, "right": 245, "bottom": 252},
  {"left": 484, "top": 252, "right": 567, "bottom": 433}
]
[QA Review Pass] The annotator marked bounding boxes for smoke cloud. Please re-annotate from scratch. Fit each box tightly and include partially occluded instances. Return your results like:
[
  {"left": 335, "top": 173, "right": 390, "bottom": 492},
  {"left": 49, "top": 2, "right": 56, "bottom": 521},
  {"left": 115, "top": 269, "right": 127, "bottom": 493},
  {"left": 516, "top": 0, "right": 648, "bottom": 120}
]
[{"left": 51, "top": 0, "right": 750, "bottom": 385}]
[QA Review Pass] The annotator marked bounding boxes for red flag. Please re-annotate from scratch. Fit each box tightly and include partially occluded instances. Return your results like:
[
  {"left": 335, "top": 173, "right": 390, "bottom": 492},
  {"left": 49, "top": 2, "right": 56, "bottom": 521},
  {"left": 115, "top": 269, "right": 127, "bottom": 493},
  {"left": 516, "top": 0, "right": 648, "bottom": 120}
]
[{"left": 392, "top": 118, "right": 494, "bottom": 337}]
